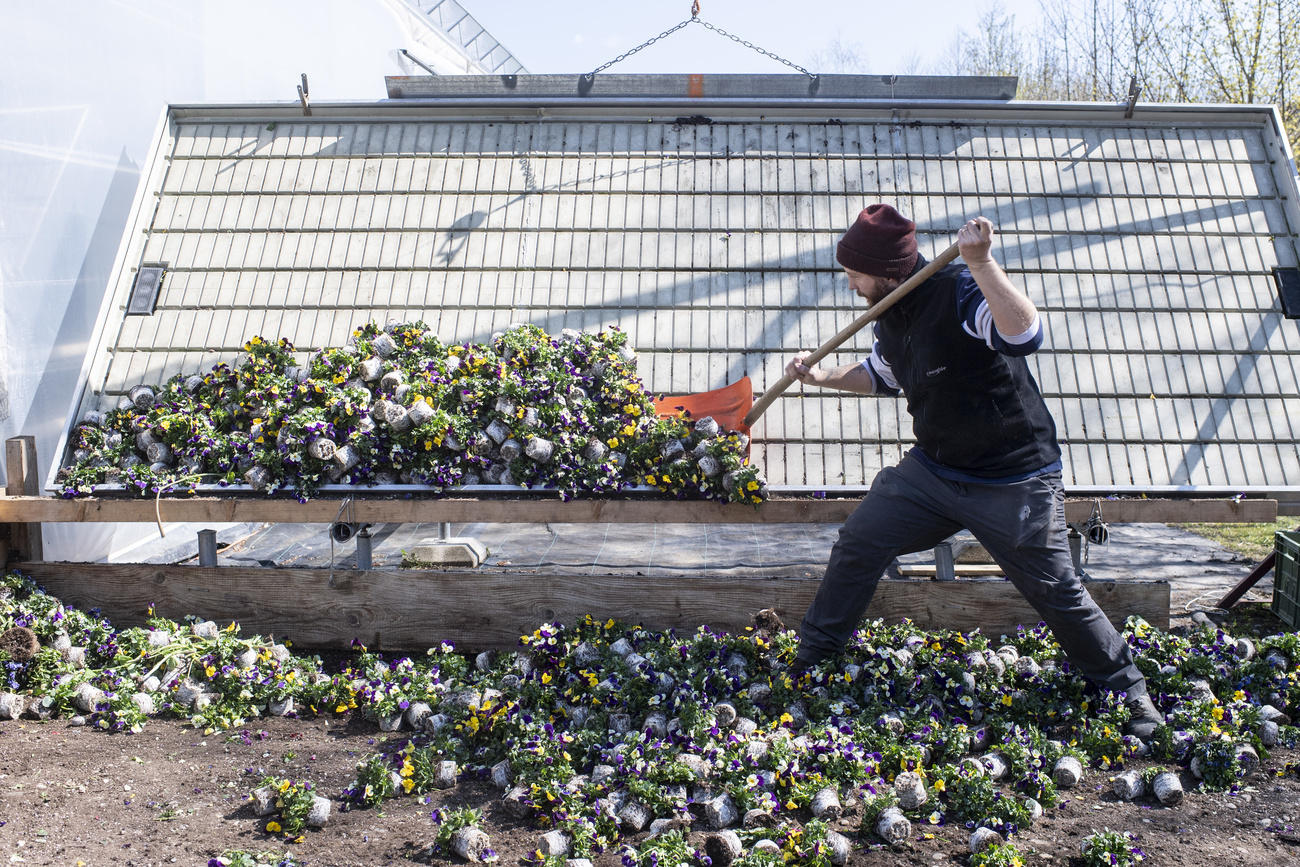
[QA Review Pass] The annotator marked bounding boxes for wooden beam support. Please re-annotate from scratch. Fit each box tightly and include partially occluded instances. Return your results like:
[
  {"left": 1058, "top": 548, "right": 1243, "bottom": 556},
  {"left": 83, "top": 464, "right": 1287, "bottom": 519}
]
[
  {"left": 4, "top": 437, "right": 43, "bottom": 563},
  {"left": 0, "top": 495, "right": 1277, "bottom": 525},
  {"left": 15, "top": 561, "right": 1169, "bottom": 651}
]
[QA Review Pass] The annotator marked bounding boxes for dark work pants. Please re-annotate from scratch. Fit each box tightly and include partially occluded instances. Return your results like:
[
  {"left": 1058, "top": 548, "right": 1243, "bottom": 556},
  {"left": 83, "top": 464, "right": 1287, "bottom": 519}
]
[{"left": 798, "top": 453, "right": 1146, "bottom": 696}]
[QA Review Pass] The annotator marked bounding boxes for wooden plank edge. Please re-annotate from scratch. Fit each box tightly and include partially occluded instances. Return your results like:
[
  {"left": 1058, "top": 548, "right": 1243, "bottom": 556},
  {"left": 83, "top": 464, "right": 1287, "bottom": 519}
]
[
  {"left": 15, "top": 561, "right": 1170, "bottom": 651},
  {"left": 0, "top": 495, "right": 1278, "bottom": 525}
]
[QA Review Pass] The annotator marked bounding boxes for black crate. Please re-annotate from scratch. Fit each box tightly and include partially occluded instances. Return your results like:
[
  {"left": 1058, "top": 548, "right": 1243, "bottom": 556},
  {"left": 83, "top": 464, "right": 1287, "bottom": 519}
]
[{"left": 1271, "top": 530, "right": 1300, "bottom": 629}]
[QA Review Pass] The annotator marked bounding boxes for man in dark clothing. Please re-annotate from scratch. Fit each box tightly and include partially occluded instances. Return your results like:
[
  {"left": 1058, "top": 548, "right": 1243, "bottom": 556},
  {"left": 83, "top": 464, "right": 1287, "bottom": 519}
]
[{"left": 785, "top": 204, "right": 1163, "bottom": 739}]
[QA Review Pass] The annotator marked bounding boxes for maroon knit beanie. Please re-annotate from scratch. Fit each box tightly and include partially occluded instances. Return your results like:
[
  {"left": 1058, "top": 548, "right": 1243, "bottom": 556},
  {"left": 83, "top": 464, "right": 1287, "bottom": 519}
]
[{"left": 836, "top": 204, "right": 918, "bottom": 279}]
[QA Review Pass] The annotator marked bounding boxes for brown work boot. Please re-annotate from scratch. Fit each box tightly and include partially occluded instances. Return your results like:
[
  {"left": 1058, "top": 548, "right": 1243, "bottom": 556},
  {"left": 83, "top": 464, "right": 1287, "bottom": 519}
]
[{"left": 1125, "top": 692, "right": 1164, "bottom": 741}]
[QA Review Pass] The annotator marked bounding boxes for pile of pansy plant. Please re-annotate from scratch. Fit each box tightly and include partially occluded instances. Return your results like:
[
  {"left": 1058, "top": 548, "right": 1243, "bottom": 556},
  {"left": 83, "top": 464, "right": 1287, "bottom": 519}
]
[
  {"left": 55, "top": 322, "right": 767, "bottom": 504},
  {"left": 2, "top": 569, "right": 1299, "bottom": 865}
]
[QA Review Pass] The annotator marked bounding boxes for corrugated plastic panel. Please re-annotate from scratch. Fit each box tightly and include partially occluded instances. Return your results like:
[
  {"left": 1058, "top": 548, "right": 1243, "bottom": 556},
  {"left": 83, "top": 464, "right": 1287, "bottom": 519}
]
[{"left": 69, "top": 100, "right": 1300, "bottom": 494}]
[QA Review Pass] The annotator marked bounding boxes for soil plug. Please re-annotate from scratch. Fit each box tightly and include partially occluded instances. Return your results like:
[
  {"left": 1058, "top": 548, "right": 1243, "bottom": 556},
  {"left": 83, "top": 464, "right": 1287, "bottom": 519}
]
[
  {"left": 525, "top": 436, "right": 555, "bottom": 463},
  {"left": 333, "top": 444, "right": 360, "bottom": 473},
  {"left": 1233, "top": 637, "right": 1256, "bottom": 660},
  {"left": 1236, "top": 743, "right": 1260, "bottom": 776},
  {"left": 372, "top": 332, "right": 397, "bottom": 357},
  {"left": 306, "top": 795, "right": 331, "bottom": 827},
  {"left": 753, "top": 840, "right": 781, "bottom": 856},
  {"left": 706, "top": 793, "right": 739, "bottom": 829},
  {"left": 502, "top": 785, "right": 531, "bottom": 819},
  {"left": 0, "top": 693, "right": 23, "bottom": 720},
  {"left": 1053, "top": 756, "right": 1084, "bottom": 789},
  {"left": 538, "top": 830, "right": 570, "bottom": 858},
  {"left": 452, "top": 826, "right": 491, "bottom": 861},
  {"left": 713, "top": 702, "right": 738, "bottom": 727},
  {"left": 1261, "top": 705, "right": 1291, "bottom": 725},
  {"left": 810, "top": 786, "right": 841, "bottom": 819},
  {"left": 72, "top": 682, "right": 105, "bottom": 714},
  {"left": 243, "top": 465, "right": 272, "bottom": 491},
  {"left": 377, "top": 711, "right": 404, "bottom": 732},
  {"left": 131, "top": 693, "right": 155, "bottom": 716},
  {"left": 1152, "top": 771, "right": 1184, "bottom": 805},
  {"left": 252, "top": 786, "right": 277, "bottom": 816},
  {"left": 358, "top": 358, "right": 382, "bottom": 381},
  {"left": 1113, "top": 769, "right": 1145, "bottom": 801},
  {"left": 405, "top": 701, "right": 432, "bottom": 730},
  {"left": 875, "top": 806, "right": 911, "bottom": 846},
  {"left": 308, "top": 437, "right": 337, "bottom": 461},
  {"left": 430, "top": 759, "right": 457, "bottom": 789},
  {"left": 128, "top": 384, "right": 157, "bottom": 410},
  {"left": 1259, "top": 719, "right": 1280, "bottom": 747},
  {"left": 824, "top": 830, "right": 852, "bottom": 866},
  {"left": 705, "top": 830, "right": 744, "bottom": 866},
  {"left": 1188, "top": 679, "right": 1216, "bottom": 703},
  {"left": 970, "top": 826, "right": 1003, "bottom": 853},
  {"left": 959, "top": 757, "right": 986, "bottom": 778},
  {"left": 618, "top": 799, "right": 652, "bottom": 832},
  {"left": 643, "top": 711, "right": 668, "bottom": 737},
  {"left": 64, "top": 647, "right": 87, "bottom": 668},
  {"left": 175, "top": 681, "right": 202, "bottom": 707},
  {"left": 878, "top": 712, "right": 905, "bottom": 737},
  {"left": 235, "top": 648, "right": 259, "bottom": 669},
  {"left": 1013, "top": 656, "right": 1042, "bottom": 677},
  {"left": 191, "top": 620, "right": 219, "bottom": 640},
  {"left": 267, "top": 696, "right": 295, "bottom": 717},
  {"left": 981, "top": 753, "right": 1009, "bottom": 781},
  {"left": 566, "top": 861, "right": 594, "bottom": 867},
  {"left": 1024, "top": 797, "right": 1044, "bottom": 822},
  {"left": 894, "top": 771, "right": 928, "bottom": 809}
]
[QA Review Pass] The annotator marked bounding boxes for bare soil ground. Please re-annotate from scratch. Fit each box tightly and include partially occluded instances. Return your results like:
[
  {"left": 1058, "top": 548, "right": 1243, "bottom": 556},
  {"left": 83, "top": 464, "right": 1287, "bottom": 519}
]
[
  {"left": 6, "top": 600, "right": 1300, "bottom": 867},
  {"left": 1, "top": 712, "right": 1300, "bottom": 866}
]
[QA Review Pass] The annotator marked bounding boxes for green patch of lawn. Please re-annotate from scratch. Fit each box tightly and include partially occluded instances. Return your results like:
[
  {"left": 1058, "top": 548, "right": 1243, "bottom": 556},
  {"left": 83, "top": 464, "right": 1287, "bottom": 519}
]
[{"left": 1176, "top": 518, "right": 1299, "bottom": 562}]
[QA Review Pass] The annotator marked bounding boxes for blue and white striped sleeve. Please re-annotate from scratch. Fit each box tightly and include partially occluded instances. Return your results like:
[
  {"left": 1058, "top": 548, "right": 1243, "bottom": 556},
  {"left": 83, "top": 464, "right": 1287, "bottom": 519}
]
[
  {"left": 954, "top": 268, "right": 1044, "bottom": 356},
  {"left": 860, "top": 339, "right": 901, "bottom": 396}
]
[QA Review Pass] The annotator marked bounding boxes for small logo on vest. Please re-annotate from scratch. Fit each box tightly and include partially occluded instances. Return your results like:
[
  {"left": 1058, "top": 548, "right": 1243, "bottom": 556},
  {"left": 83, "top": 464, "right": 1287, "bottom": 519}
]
[{"left": 926, "top": 366, "right": 947, "bottom": 377}]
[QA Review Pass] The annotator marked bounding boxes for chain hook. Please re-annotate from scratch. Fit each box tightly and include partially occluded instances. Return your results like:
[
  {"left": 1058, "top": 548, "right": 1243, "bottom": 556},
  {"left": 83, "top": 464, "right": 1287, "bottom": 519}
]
[{"left": 691, "top": 1, "right": 701, "bottom": 17}]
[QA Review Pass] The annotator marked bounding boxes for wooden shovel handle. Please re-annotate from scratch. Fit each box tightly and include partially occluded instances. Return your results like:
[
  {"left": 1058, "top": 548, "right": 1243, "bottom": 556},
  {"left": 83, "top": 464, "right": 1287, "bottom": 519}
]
[{"left": 743, "top": 242, "right": 962, "bottom": 428}]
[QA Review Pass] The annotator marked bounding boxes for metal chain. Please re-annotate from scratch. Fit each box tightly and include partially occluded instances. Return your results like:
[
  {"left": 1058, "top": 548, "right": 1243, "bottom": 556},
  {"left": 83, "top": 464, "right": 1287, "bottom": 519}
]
[
  {"left": 696, "top": 19, "right": 815, "bottom": 78},
  {"left": 584, "top": 4, "right": 816, "bottom": 80}
]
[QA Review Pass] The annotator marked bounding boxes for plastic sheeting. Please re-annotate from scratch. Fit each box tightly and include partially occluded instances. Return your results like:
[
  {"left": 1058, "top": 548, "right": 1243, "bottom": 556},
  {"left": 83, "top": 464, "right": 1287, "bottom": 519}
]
[{"left": 0, "top": 0, "right": 511, "bottom": 561}]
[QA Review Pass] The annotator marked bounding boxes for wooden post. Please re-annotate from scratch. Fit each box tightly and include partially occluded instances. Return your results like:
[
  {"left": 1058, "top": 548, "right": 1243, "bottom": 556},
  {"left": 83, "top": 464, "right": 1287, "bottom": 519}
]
[{"left": 5, "top": 436, "right": 43, "bottom": 564}]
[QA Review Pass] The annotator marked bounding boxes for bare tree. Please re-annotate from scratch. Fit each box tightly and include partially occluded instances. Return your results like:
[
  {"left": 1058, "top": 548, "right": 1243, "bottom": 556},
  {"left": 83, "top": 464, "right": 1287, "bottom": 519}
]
[
  {"left": 807, "top": 39, "right": 869, "bottom": 74},
  {"left": 937, "top": 0, "right": 1299, "bottom": 153}
]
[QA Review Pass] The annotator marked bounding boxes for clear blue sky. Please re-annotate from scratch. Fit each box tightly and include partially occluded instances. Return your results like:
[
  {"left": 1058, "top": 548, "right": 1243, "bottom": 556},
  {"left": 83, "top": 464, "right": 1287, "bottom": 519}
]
[{"left": 464, "top": 0, "right": 1043, "bottom": 76}]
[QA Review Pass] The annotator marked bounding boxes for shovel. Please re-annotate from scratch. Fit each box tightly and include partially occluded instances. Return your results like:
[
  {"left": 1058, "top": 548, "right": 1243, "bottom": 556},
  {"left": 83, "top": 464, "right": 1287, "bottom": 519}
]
[
  {"left": 741, "top": 241, "right": 962, "bottom": 428},
  {"left": 653, "top": 241, "right": 961, "bottom": 434}
]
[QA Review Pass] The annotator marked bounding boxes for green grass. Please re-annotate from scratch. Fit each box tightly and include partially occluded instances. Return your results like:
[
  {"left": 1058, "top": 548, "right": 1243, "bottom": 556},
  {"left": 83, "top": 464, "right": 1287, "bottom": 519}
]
[{"left": 1176, "top": 519, "right": 1299, "bottom": 562}]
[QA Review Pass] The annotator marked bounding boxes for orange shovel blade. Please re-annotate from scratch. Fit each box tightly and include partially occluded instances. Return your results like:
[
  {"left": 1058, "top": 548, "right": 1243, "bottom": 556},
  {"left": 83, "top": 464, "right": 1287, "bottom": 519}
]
[{"left": 652, "top": 376, "right": 753, "bottom": 436}]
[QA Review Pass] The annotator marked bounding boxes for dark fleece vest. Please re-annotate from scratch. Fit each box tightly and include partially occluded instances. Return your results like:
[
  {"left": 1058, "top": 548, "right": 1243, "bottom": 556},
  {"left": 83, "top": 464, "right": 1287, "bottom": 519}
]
[{"left": 874, "top": 258, "right": 1061, "bottom": 478}]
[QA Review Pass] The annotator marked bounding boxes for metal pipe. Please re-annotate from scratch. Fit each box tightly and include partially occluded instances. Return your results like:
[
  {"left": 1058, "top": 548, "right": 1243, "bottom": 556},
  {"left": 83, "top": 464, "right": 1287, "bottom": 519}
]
[
  {"left": 356, "top": 527, "right": 372, "bottom": 571},
  {"left": 197, "top": 529, "right": 218, "bottom": 567}
]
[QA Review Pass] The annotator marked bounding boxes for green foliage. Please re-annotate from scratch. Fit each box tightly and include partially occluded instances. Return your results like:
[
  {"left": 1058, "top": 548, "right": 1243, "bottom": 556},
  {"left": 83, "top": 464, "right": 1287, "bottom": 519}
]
[
  {"left": 1080, "top": 828, "right": 1146, "bottom": 867},
  {"left": 971, "top": 841, "right": 1028, "bottom": 867},
  {"left": 619, "top": 829, "right": 706, "bottom": 867},
  {"left": 56, "top": 323, "right": 766, "bottom": 504},
  {"left": 256, "top": 776, "right": 319, "bottom": 836}
]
